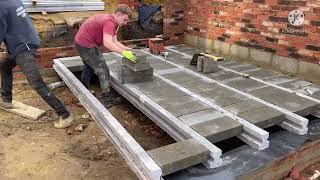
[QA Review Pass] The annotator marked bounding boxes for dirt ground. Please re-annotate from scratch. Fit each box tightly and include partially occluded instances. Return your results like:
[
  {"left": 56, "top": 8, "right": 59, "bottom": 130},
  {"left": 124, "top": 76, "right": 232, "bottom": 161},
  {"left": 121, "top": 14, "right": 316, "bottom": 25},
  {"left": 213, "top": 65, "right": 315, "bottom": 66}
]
[{"left": 0, "top": 81, "right": 173, "bottom": 180}]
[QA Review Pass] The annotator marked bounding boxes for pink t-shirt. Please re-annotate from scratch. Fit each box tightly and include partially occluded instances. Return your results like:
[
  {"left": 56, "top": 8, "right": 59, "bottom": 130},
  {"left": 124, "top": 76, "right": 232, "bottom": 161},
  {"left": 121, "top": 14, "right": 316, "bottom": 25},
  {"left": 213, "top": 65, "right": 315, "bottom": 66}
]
[{"left": 75, "top": 14, "right": 118, "bottom": 48}]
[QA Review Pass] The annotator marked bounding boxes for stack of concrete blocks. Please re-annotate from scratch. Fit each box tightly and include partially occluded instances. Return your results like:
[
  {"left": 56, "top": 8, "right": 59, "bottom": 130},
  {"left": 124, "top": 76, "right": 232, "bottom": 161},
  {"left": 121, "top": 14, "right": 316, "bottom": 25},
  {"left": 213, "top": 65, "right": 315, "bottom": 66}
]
[
  {"left": 119, "top": 50, "right": 153, "bottom": 84},
  {"left": 197, "top": 56, "right": 220, "bottom": 74}
]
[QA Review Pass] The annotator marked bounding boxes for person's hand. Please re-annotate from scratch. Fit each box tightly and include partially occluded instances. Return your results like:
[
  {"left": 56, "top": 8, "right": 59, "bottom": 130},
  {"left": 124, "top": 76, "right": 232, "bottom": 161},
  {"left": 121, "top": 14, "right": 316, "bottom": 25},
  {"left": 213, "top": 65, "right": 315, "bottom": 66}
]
[{"left": 122, "top": 50, "right": 137, "bottom": 63}]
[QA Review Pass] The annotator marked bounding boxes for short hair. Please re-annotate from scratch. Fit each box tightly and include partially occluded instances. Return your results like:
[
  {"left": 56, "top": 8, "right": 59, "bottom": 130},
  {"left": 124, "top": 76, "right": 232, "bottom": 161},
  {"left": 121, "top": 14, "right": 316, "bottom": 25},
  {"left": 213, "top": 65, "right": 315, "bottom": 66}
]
[{"left": 114, "top": 4, "right": 132, "bottom": 18}]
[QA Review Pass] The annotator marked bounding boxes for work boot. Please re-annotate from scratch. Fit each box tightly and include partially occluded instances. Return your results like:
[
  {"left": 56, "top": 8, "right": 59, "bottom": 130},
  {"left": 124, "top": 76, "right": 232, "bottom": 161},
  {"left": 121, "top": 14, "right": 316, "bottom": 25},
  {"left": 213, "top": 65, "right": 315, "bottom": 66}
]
[
  {"left": 53, "top": 113, "right": 75, "bottom": 129},
  {"left": 0, "top": 98, "right": 15, "bottom": 109},
  {"left": 102, "top": 93, "right": 113, "bottom": 108}
]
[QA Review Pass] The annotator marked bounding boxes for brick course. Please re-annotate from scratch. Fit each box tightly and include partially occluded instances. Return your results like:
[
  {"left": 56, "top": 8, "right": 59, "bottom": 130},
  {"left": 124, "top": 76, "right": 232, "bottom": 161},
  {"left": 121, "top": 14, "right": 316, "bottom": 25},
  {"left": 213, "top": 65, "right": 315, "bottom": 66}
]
[{"left": 163, "top": 0, "right": 320, "bottom": 63}]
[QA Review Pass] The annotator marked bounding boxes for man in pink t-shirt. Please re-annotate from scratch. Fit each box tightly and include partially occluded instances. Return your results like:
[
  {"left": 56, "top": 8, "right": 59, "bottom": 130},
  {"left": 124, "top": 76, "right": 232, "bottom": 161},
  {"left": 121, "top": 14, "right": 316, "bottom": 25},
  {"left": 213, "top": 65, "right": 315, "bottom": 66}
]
[{"left": 74, "top": 4, "right": 136, "bottom": 108}]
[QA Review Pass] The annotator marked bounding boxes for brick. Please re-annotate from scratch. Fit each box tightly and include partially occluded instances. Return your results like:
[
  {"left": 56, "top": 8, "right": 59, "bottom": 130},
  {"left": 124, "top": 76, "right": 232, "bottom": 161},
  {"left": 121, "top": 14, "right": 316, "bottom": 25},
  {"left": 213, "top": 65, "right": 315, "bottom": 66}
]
[
  {"left": 310, "top": 21, "right": 320, "bottom": 26},
  {"left": 253, "top": 0, "right": 265, "bottom": 3},
  {"left": 306, "top": 45, "right": 320, "bottom": 52}
]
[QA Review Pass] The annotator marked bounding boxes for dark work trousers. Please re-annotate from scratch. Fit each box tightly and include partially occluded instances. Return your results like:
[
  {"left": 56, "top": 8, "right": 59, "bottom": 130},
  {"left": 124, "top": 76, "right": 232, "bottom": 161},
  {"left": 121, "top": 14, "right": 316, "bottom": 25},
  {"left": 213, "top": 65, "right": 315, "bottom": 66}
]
[
  {"left": 74, "top": 43, "right": 110, "bottom": 95},
  {"left": 0, "top": 50, "right": 70, "bottom": 119}
]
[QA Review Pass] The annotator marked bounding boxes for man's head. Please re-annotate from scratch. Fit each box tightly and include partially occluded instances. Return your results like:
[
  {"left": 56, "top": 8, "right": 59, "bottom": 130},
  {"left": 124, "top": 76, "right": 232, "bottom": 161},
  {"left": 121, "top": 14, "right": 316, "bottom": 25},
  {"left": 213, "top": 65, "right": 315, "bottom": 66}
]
[{"left": 113, "top": 4, "right": 132, "bottom": 27}]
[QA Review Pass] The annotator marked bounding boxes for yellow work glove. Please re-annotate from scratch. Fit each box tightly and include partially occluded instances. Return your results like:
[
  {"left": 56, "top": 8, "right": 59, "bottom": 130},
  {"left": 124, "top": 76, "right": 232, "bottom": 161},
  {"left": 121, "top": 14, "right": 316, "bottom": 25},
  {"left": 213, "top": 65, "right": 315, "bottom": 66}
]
[{"left": 122, "top": 50, "right": 137, "bottom": 63}]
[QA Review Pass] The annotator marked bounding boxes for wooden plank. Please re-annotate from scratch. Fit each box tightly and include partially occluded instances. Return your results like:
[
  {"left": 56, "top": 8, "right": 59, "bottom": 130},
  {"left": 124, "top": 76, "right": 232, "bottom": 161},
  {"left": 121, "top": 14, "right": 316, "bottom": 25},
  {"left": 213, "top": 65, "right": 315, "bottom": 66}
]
[{"left": 0, "top": 100, "right": 45, "bottom": 120}]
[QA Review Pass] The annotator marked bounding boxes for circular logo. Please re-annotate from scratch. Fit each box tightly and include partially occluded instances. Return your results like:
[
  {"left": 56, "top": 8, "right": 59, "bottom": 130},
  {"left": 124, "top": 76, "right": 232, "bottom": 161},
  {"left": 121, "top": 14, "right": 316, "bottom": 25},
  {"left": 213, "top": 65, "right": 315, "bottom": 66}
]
[{"left": 288, "top": 9, "right": 304, "bottom": 26}]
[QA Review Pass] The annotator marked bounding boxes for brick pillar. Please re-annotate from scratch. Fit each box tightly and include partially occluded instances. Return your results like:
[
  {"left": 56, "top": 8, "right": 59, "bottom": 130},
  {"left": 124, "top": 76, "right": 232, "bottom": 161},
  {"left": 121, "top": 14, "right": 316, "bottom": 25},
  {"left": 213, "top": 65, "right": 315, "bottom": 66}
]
[{"left": 163, "top": 0, "right": 186, "bottom": 45}]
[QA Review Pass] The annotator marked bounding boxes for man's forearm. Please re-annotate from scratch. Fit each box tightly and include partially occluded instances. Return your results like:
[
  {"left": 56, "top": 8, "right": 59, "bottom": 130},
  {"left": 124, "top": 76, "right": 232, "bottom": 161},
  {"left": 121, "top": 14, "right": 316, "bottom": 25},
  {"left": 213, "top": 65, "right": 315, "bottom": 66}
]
[
  {"left": 104, "top": 41, "right": 124, "bottom": 54},
  {"left": 116, "top": 41, "right": 130, "bottom": 50}
]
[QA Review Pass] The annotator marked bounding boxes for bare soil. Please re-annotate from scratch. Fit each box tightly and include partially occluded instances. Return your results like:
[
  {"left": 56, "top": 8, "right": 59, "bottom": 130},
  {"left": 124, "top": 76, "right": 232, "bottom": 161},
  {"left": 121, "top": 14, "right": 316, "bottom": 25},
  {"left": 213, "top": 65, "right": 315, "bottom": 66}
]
[{"left": 0, "top": 82, "right": 173, "bottom": 180}]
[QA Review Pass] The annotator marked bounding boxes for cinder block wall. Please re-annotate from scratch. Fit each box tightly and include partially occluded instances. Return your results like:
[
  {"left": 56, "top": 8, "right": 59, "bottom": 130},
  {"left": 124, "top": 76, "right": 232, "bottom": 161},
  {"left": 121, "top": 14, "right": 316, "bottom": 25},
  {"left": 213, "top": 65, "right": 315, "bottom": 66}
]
[{"left": 163, "top": 0, "right": 320, "bottom": 82}]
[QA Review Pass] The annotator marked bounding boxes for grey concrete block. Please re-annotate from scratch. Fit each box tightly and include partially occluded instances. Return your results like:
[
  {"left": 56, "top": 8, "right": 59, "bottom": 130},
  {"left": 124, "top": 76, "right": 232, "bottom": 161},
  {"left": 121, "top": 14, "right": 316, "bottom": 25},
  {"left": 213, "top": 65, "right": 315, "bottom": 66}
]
[
  {"left": 230, "top": 64, "right": 258, "bottom": 72},
  {"left": 260, "top": 92, "right": 319, "bottom": 116},
  {"left": 249, "top": 48, "right": 273, "bottom": 65},
  {"left": 162, "top": 71, "right": 201, "bottom": 83},
  {"left": 199, "top": 87, "right": 236, "bottom": 98},
  {"left": 121, "top": 57, "right": 151, "bottom": 71},
  {"left": 179, "top": 80, "right": 219, "bottom": 94},
  {"left": 209, "top": 72, "right": 239, "bottom": 82},
  {"left": 164, "top": 100, "right": 211, "bottom": 117},
  {"left": 224, "top": 99, "right": 266, "bottom": 115},
  {"left": 149, "top": 59, "right": 177, "bottom": 70},
  {"left": 272, "top": 55, "right": 299, "bottom": 74},
  {"left": 278, "top": 79, "right": 312, "bottom": 90},
  {"left": 119, "top": 75, "right": 153, "bottom": 84},
  {"left": 214, "top": 40, "right": 230, "bottom": 56},
  {"left": 239, "top": 107, "right": 285, "bottom": 128},
  {"left": 208, "top": 94, "right": 248, "bottom": 107},
  {"left": 221, "top": 41, "right": 231, "bottom": 56},
  {"left": 223, "top": 61, "right": 243, "bottom": 67},
  {"left": 250, "top": 86, "right": 318, "bottom": 115},
  {"left": 179, "top": 109, "right": 224, "bottom": 126},
  {"left": 147, "top": 138, "right": 210, "bottom": 176},
  {"left": 226, "top": 78, "right": 267, "bottom": 92},
  {"left": 298, "top": 61, "right": 320, "bottom": 83},
  {"left": 133, "top": 77, "right": 166, "bottom": 90},
  {"left": 197, "top": 56, "right": 219, "bottom": 73},
  {"left": 142, "top": 85, "right": 187, "bottom": 99},
  {"left": 119, "top": 65, "right": 153, "bottom": 77},
  {"left": 264, "top": 75, "right": 295, "bottom": 84},
  {"left": 184, "top": 33, "right": 199, "bottom": 47},
  {"left": 242, "top": 69, "right": 282, "bottom": 79},
  {"left": 248, "top": 86, "right": 284, "bottom": 97},
  {"left": 202, "top": 57, "right": 220, "bottom": 73},
  {"left": 191, "top": 116, "right": 243, "bottom": 143},
  {"left": 157, "top": 95, "right": 198, "bottom": 109},
  {"left": 198, "top": 36, "right": 213, "bottom": 51},
  {"left": 197, "top": 56, "right": 203, "bottom": 72},
  {"left": 230, "top": 44, "right": 250, "bottom": 60}
]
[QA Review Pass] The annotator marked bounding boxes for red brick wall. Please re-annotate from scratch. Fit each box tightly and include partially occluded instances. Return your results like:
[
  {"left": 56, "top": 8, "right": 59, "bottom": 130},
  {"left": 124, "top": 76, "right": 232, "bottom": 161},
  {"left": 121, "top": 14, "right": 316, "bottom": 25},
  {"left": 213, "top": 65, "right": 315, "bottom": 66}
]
[
  {"left": 183, "top": 0, "right": 320, "bottom": 63},
  {"left": 163, "top": 0, "right": 186, "bottom": 45},
  {"left": 118, "top": 0, "right": 140, "bottom": 9}
]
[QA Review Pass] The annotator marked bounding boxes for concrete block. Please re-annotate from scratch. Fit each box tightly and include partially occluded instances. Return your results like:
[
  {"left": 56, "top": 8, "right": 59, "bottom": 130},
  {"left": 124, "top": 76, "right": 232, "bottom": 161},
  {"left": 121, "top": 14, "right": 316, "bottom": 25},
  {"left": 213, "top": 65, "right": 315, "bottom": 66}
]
[
  {"left": 261, "top": 92, "right": 319, "bottom": 116},
  {"left": 191, "top": 116, "right": 243, "bottom": 143},
  {"left": 198, "top": 36, "right": 213, "bottom": 51},
  {"left": 278, "top": 79, "right": 312, "bottom": 90},
  {"left": 239, "top": 107, "right": 285, "bottom": 128},
  {"left": 226, "top": 78, "right": 267, "bottom": 92},
  {"left": 213, "top": 40, "right": 223, "bottom": 54},
  {"left": 202, "top": 57, "right": 220, "bottom": 73},
  {"left": 121, "top": 57, "right": 151, "bottom": 71},
  {"left": 213, "top": 40, "right": 231, "bottom": 56},
  {"left": 165, "top": 100, "right": 210, "bottom": 117},
  {"left": 119, "top": 65, "right": 153, "bottom": 77},
  {"left": 298, "top": 61, "right": 320, "bottom": 82},
  {"left": 197, "top": 56, "right": 203, "bottom": 72},
  {"left": 179, "top": 79, "right": 219, "bottom": 94},
  {"left": 119, "top": 75, "right": 153, "bottom": 84},
  {"left": 264, "top": 75, "right": 295, "bottom": 85},
  {"left": 272, "top": 55, "right": 299, "bottom": 74},
  {"left": 224, "top": 99, "right": 266, "bottom": 115},
  {"left": 230, "top": 64, "right": 258, "bottom": 72},
  {"left": 184, "top": 33, "right": 199, "bottom": 47},
  {"left": 209, "top": 72, "right": 239, "bottom": 82},
  {"left": 249, "top": 48, "right": 273, "bottom": 66},
  {"left": 162, "top": 71, "right": 201, "bottom": 83},
  {"left": 230, "top": 44, "right": 250, "bottom": 61},
  {"left": 242, "top": 69, "right": 282, "bottom": 79},
  {"left": 147, "top": 138, "right": 210, "bottom": 176},
  {"left": 179, "top": 109, "right": 224, "bottom": 126},
  {"left": 157, "top": 95, "right": 198, "bottom": 109}
]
